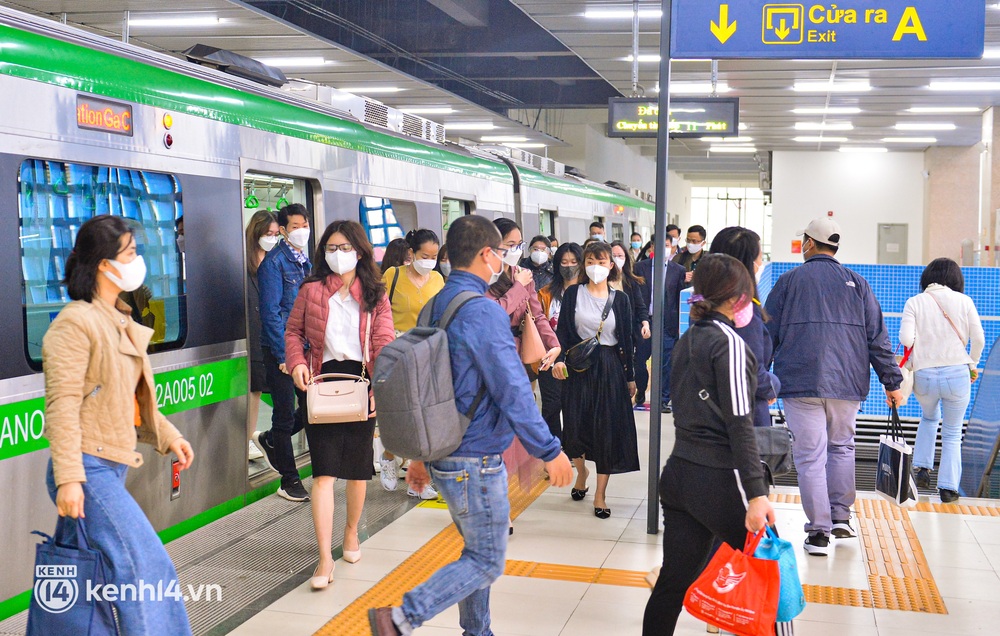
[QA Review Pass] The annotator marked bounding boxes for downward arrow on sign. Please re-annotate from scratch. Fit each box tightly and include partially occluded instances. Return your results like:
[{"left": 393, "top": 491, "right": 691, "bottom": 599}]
[
  {"left": 775, "top": 18, "right": 791, "bottom": 40},
  {"left": 711, "top": 4, "right": 738, "bottom": 44}
]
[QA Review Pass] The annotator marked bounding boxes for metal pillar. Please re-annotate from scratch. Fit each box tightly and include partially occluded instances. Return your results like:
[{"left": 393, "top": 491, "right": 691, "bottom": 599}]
[
  {"left": 647, "top": 0, "right": 673, "bottom": 535},
  {"left": 122, "top": 11, "right": 129, "bottom": 43}
]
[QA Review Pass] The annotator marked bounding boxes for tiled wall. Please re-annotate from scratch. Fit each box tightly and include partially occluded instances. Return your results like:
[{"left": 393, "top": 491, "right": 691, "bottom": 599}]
[{"left": 676, "top": 262, "right": 998, "bottom": 421}]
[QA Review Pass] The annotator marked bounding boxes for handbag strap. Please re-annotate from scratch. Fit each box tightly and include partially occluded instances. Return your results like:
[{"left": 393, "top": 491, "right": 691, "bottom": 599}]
[
  {"left": 311, "top": 373, "right": 369, "bottom": 384},
  {"left": 361, "top": 311, "right": 371, "bottom": 379},
  {"left": 595, "top": 289, "right": 616, "bottom": 340},
  {"left": 389, "top": 267, "right": 401, "bottom": 303},
  {"left": 885, "top": 402, "right": 904, "bottom": 439},
  {"left": 927, "top": 292, "right": 967, "bottom": 349}
]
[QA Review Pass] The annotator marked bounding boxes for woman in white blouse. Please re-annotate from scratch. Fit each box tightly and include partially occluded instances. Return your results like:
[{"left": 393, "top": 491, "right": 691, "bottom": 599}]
[
  {"left": 900, "top": 258, "right": 985, "bottom": 503},
  {"left": 286, "top": 221, "right": 395, "bottom": 588}
]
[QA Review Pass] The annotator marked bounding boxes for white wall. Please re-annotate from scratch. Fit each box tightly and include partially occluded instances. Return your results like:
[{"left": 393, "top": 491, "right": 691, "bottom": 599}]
[
  {"left": 771, "top": 151, "right": 925, "bottom": 264},
  {"left": 668, "top": 170, "right": 692, "bottom": 229}
]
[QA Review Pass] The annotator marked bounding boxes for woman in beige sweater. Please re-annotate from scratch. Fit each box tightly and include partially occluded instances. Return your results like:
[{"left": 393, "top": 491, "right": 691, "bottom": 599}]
[{"left": 39, "top": 215, "right": 195, "bottom": 634}]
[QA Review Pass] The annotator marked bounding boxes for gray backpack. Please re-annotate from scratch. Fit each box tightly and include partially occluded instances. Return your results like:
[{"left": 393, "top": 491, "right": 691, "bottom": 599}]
[{"left": 372, "top": 291, "right": 486, "bottom": 462}]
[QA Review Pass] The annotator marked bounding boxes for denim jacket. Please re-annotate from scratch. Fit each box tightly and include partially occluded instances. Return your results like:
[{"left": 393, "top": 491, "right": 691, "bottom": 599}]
[
  {"left": 258, "top": 241, "right": 311, "bottom": 363},
  {"left": 431, "top": 271, "right": 562, "bottom": 462}
]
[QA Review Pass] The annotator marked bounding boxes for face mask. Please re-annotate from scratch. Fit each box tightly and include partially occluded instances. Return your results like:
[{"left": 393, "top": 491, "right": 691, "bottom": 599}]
[
  {"left": 549, "top": 246, "right": 557, "bottom": 255},
  {"left": 631, "top": 241, "right": 642, "bottom": 250},
  {"left": 258, "top": 235, "right": 280, "bottom": 252},
  {"left": 755, "top": 262, "right": 764, "bottom": 284},
  {"left": 613, "top": 257, "right": 626, "bottom": 270},
  {"left": 412, "top": 259, "right": 436, "bottom": 276},
  {"left": 560, "top": 265, "right": 579, "bottom": 281},
  {"left": 104, "top": 255, "right": 147, "bottom": 292},
  {"left": 286, "top": 227, "right": 310, "bottom": 249},
  {"left": 671, "top": 237, "right": 680, "bottom": 246},
  {"left": 502, "top": 247, "right": 522, "bottom": 267},
  {"left": 439, "top": 262, "right": 451, "bottom": 277},
  {"left": 326, "top": 250, "right": 358, "bottom": 275},
  {"left": 530, "top": 250, "right": 548, "bottom": 265},
  {"left": 687, "top": 242, "right": 703, "bottom": 255},
  {"left": 486, "top": 251, "right": 503, "bottom": 285},
  {"left": 734, "top": 296, "right": 754, "bottom": 329},
  {"left": 586, "top": 264, "right": 610, "bottom": 284},
  {"left": 175, "top": 235, "right": 185, "bottom": 253},
  {"left": 590, "top": 234, "right": 605, "bottom": 242}
]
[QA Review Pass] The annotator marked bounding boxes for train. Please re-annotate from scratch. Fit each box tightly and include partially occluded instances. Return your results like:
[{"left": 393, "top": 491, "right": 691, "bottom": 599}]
[{"left": 0, "top": 5, "right": 655, "bottom": 614}]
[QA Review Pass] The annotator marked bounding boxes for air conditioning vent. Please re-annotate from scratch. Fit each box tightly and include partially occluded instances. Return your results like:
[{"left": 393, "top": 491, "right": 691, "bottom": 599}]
[
  {"left": 401, "top": 114, "right": 423, "bottom": 138},
  {"left": 364, "top": 100, "right": 389, "bottom": 128}
]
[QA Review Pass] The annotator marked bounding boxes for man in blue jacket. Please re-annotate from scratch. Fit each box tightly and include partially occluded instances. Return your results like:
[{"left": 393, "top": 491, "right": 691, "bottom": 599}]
[
  {"left": 766, "top": 218, "right": 903, "bottom": 557},
  {"left": 252, "top": 204, "right": 312, "bottom": 502},
  {"left": 634, "top": 236, "right": 687, "bottom": 412},
  {"left": 368, "top": 215, "right": 573, "bottom": 636}
]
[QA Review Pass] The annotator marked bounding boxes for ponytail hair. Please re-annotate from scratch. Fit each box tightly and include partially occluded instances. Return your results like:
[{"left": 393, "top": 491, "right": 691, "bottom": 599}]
[
  {"left": 404, "top": 228, "right": 440, "bottom": 254},
  {"left": 688, "top": 254, "right": 754, "bottom": 322},
  {"left": 65, "top": 215, "right": 135, "bottom": 302}
]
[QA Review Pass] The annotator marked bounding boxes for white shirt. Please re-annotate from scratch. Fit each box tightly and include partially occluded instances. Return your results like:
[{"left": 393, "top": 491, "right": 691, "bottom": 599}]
[
  {"left": 323, "top": 291, "right": 363, "bottom": 363},
  {"left": 899, "top": 284, "right": 985, "bottom": 372}
]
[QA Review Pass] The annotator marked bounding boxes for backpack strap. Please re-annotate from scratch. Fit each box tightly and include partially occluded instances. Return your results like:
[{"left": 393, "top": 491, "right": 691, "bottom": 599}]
[
  {"left": 438, "top": 291, "right": 482, "bottom": 329},
  {"left": 389, "top": 267, "right": 401, "bottom": 303}
]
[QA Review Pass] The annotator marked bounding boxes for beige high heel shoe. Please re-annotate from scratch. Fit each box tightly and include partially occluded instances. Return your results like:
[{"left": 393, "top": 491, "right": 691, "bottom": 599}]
[
  {"left": 310, "top": 562, "right": 335, "bottom": 590},
  {"left": 343, "top": 533, "right": 361, "bottom": 564}
]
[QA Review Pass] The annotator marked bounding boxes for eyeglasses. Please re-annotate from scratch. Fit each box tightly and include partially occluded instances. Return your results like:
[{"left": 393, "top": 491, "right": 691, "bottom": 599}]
[
  {"left": 501, "top": 241, "right": 526, "bottom": 252},
  {"left": 324, "top": 243, "right": 355, "bottom": 253}
]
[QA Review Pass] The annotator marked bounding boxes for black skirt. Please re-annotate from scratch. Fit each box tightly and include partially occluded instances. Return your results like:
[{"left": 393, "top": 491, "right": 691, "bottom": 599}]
[
  {"left": 562, "top": 346, "right": 640, "bottom": 475},
  {"left": 305, "top": 359, "right": 376, "bottom": 480}
]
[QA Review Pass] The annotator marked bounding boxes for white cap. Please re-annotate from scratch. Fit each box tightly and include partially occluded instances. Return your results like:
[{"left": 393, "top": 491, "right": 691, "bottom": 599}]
[{"left": 798, "top": 218, "right": 841, "bottom": 247}]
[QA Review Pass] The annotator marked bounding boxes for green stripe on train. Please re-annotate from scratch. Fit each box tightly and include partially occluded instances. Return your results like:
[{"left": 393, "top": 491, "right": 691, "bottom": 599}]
[
  {"left": 0, "top": 357, "right": 248, "bottom": 462},
  {"left": 0, "top": 24, "right": 652, "bottom": 212}
]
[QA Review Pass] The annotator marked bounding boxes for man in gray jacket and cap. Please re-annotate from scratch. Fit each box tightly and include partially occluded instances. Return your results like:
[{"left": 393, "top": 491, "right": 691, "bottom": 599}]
[{"left": 766, "top": 218, "right": 904, "bottom": 557}]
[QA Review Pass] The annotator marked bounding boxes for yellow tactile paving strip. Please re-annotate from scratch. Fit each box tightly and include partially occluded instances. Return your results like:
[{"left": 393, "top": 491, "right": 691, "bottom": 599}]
[{"left": 772, "top": 492, "right": 1000, "bottom": 516}]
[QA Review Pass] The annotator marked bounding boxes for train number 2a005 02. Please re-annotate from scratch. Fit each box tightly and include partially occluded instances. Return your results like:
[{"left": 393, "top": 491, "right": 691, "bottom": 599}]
[{"left": 156, "top": 372, "right": 214, "bottom": 409}]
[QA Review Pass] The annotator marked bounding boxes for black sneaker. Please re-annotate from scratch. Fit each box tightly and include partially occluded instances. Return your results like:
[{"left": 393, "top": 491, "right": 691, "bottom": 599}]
[
  {"left": 832, "top": 520, "right": 857, "bottom": 539},
  {"left": 939, "top": 489, "right": 960, "bottom": 504},
  {"left": 660, "top": 403, "right": 672, "bottom": 414},
  {"left": 804, "top": 531, "right": 829, "bottom": 557},
  {"left": 277, "top": 478, "right": 310, "bottom": 502},
  {"left": 251, "top": 430, "right": 277, "bottom": 472},
  {"left": 915, "top": 467, "right": 932, "bottom": 489}
]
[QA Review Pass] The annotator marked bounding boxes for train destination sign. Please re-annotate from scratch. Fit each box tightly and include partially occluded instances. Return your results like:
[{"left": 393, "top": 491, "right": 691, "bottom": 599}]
[
  {"left": 76, "top": 95, "right": 133, "bottom": 136},
  {"left": 608, "top": 98, "right": 740, "bottom": 139},
  {"left": 671, "top": 1, "right": 985, "bottom": 59}
]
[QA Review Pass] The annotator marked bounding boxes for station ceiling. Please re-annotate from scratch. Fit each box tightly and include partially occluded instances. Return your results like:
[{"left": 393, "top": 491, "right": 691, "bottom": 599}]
[{"left": 7, "top": 1, "right": 1000, "bottom": 184}]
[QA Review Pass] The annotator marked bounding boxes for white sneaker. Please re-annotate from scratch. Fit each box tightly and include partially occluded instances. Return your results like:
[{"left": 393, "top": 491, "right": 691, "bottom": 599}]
[
  {"left": 248, "top": 440, "right": 264, "bottom": 461},
  {"left": 379, "top": 457, "right": 398, "bottom": 491},
  {"left": 408, "top": 483, "right": 439, "bottom": 500}
]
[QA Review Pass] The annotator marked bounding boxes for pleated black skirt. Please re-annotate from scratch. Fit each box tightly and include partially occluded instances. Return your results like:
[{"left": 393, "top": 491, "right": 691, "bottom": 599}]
[
  {"left": 562, "top": 346, "right": 640, "bottom": 475},
  {"left": 305, "top": 359, "right": 376, "bottom": 480}
]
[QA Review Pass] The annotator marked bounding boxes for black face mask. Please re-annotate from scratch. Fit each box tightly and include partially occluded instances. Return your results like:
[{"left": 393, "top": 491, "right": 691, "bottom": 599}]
[{"left": 560, "top": 265, "right": 579, "bottom": 281}]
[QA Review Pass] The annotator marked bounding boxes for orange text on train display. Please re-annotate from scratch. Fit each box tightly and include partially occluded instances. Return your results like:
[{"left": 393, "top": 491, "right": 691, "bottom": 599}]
[{"left": 76, "top": 96, "right": 134, "bottom": 137}]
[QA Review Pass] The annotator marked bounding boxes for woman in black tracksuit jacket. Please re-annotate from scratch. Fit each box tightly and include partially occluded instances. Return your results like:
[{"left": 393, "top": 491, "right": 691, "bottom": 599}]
[{"left": 642, "top": 254, "right": 776, "bottom": 636}]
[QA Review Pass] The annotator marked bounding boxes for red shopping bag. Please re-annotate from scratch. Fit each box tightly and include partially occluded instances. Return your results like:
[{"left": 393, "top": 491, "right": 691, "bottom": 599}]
[{"left": 683, "top": 529, "right": 780, "bottom": 636}]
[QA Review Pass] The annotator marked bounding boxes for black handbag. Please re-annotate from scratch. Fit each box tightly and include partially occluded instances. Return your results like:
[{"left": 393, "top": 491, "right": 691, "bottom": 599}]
[{"left": 564, "top": 290, "right": 615, "bottom": 372}]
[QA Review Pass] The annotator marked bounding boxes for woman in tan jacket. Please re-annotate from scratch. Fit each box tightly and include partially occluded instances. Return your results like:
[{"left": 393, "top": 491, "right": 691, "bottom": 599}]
[{"left": 39, "top": 215, "right": 195, "bottom": 635}]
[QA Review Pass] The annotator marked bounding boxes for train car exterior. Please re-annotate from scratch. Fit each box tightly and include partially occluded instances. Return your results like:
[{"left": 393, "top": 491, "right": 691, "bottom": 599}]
[{"left": 0, "top": 6, "right": 653, "bottom": 616}]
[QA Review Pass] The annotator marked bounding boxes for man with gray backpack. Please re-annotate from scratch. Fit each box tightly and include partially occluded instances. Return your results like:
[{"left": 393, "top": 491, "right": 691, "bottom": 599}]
[{"left": 368, "top": 214, "right": 573, "bottom": 636}]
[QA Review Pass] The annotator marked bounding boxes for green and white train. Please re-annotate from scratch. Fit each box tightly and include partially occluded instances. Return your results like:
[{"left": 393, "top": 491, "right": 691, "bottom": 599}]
[{"left": 0, "top": 5, "right": 654, "bottom": 616}]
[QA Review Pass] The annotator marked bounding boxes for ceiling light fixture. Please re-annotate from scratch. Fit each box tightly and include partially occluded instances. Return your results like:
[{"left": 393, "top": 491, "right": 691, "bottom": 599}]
[
  {"left": 983, "top": 49, "right": 1000, "bottom": 59},
  {"left": 793, "top": 80, "right": 871, "bottom": 92},
  {"left": 584, "top": 8, "right": 662, "bottom": 19},
  {"left": 503, "top": 142, "right": 547, "bottom": 149},
  {"left": 839, "top": 147, "right": 888, "bottom": 153},
  {"left": 882, "top": 137, "right": 937, "bottom": 143},
  {"left": 445, "top": 122, "right": 496, "bottom": 131},
  {"left": 255, "top": 57, "right": 330, "bottom": 67},
  {"left": 738, "top": 123, "right": 748, "bottom": 131},
  {"left": 337, "top": 86, "right": 404, "bottom": 94},
  {"left": 894, "top": 122, "right": 957, "bottom": 131},
  {"left": 792, "top": 107, "right": 861, "bottom": 115},
  {"left": 708, "top": 146, "right": 757, "bottom": 153},
  {"left": 795, "top": 122, "right": 854, "bottom": 131},
  {"left": 929, "top": 81, "right": 1000, "bottom": 91},
  {"left": 481, "top": 136, "right": 529, "bottom": 142},
  {"left": 670, "top": 82, "right": 730, "bottom": 95},
  {"left": 907, "top": 106, "right": 981, "bottom": 114},
  {"left": 399, "top": 107, "right": 454, "bottom": 114},
  {"left": 624, "top": 54, "right": 662, "bottom": 63},
  {"left": 702, "top": 137, "right": 753, "bottom": 142},
  {"left": 794, "top": 136, "right": 849, "bottom": 142},
  {"left": 128, "top": 16, "right": 223, "bottom": 27}
]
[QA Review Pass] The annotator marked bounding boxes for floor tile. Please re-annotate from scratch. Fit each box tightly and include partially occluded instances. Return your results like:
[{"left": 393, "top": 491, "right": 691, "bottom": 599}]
[
  {"left": 558, "top": 599, "right": 643, "bottom": 636},
  {"left": 600, "top": 541, "right": 662, "bottom": 572},
  {"left": 226, "top": 609, "right": 332, "bottom": 635},
  {"left": 504, "top": 534, "right": 618, "bottom": 568},
  {"left": 265, "top": 576, "right": 373, "bottom": 617},
  {"left": 323, "top": 547, "right": 413, "bottom": 582}
]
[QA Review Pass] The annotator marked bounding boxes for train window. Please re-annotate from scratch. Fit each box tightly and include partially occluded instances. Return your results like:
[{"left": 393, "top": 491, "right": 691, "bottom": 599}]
[
  {"left": 539, "top": 209, "right": 555, "bottom": 238},
  {"left": 18, "top": 159, "right": 186, "bottom": 363},
  {"left": 611, "top": 223, "right": 625, "bottom": 243},
  {"left": 360, "top": 197, "right": 404, "bottom": 258},
  {"left": 441, "top": 198, "right": 470, "bottom": 233}
]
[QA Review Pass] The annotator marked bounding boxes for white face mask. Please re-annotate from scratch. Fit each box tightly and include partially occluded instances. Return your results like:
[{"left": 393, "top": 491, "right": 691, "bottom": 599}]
[
  {"left": 487, "top": 251, "right": 503, "bottom": 285},
  {"left": 439, "top": 262, "right": 451, "bottom": 277},
  {"left": 590, "top": 234, "right": 605, "bottom": 242},
  {"left": 586, "top": 264, "right": 610, "bottom": 284},
  {"left": 175, "top": 235, "right": 185, "bottom": 253},
  {"left": 687, "top": 242, "right": 704, "bottom": 255},
  {"left": 671, "top": 237, "right": 680, "bottom": 246},
  {"left": 286, "top": 227, "right": 310, "bottom": 249},
  {"left": 613, "top": 256, "right": 626, "bottom": 271},
  {"left": 104, "top": 255, "right": 147, "bottom": 292},
  {"left": 412, "top": 259, "right": 437, "bottom": 276},
  {"left": 502, "top": 247, "right": 522, "bottom": 267},
  {"left": 530, "top": 250, "right": 548, "bottom": 265},
  {"left": 549, "top": 246, "right": 557, "bottom": 256},
  {"left": 258, "top": 235, "right": 280, "bottom": 252},
  {"left": 326, "top": 250, "right": 358, "bottom": 275}
]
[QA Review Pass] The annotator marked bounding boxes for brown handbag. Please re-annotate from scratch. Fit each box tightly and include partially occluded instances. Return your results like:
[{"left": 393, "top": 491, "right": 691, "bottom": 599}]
[
  {"left": 306, "top": 311, "right": 372, "bottom": 424},
  {"left": 519, "top": 300, "right": 546, "bottom": 365}
]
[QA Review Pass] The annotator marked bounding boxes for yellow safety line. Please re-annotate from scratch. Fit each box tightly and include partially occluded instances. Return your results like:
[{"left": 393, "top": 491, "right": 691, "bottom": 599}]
[{"left": 772, "top": 492, "right": 1000, "bottom": 516}]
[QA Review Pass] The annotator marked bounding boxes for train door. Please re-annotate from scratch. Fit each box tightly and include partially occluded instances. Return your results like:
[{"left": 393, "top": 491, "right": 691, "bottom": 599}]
[
  {"left": 442, "top": 196, "right": 473, "bottom": 233},
  {"left": 242, "top": 171, "right": 315, "bottom": 480},
  {"left": 539, "top": 209, "right": 556, "bottom": 240}
]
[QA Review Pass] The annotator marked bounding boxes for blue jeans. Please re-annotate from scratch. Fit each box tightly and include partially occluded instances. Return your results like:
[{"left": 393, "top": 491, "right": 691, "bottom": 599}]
[
  {"left": 913, "top": 364, "right": 971, "bottom": 492},
  {"left": 45, "top": 454, "right": 192, "bottom": 636},
  {"left": 263, "top": 346, "right": 306, "bottom": 483},
  {"left": 397, "top": 455, "right": 510, "bottom": 636}
]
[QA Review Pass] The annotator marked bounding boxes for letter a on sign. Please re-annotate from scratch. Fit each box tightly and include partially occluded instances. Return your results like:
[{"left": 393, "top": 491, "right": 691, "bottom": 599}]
[{"left": 893, "top": 7, "right": 927, "bottom": 42}]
